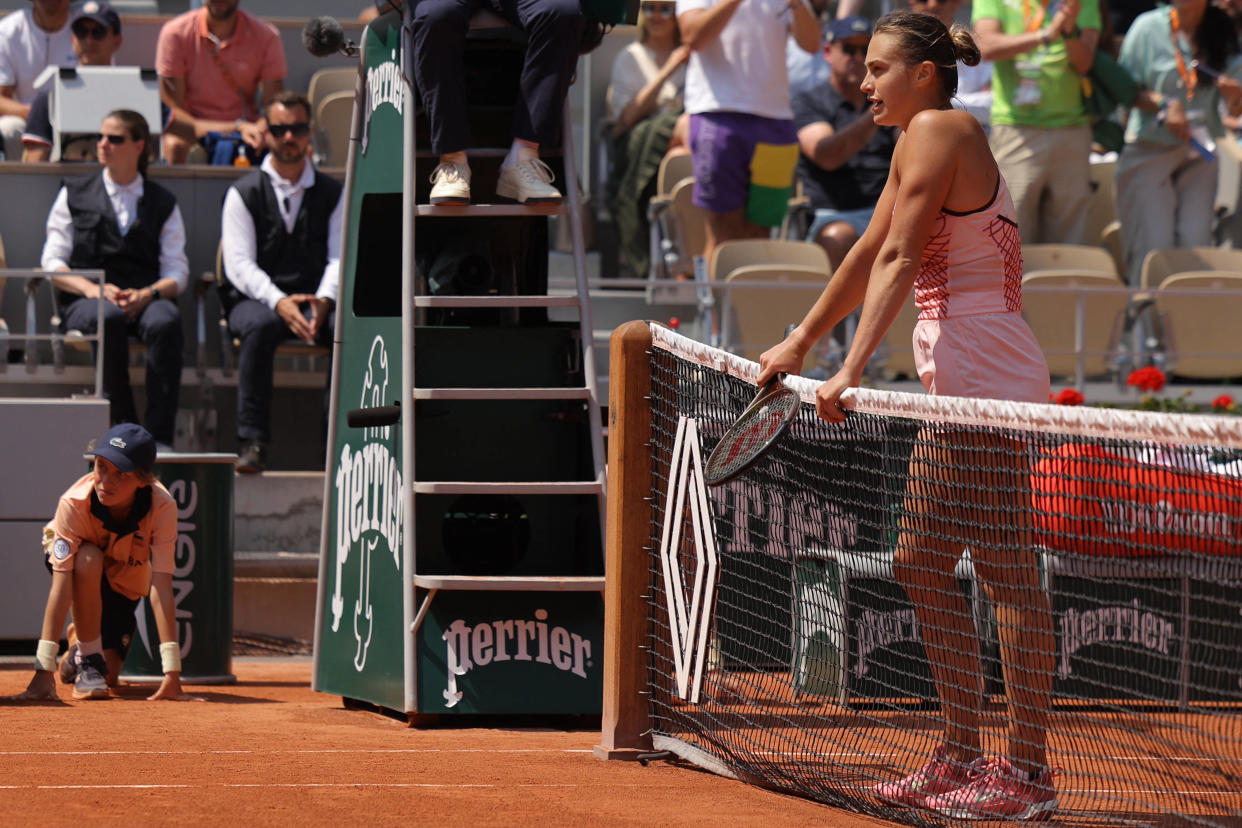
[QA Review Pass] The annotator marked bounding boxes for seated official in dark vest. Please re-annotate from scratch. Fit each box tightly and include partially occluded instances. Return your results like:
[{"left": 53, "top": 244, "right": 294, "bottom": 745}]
[
  {"left": 41, "top": 109, "right": 189, "bottom": 448},
  {"left": 220, "top": 90, "right": 342, "bottom": 474}
]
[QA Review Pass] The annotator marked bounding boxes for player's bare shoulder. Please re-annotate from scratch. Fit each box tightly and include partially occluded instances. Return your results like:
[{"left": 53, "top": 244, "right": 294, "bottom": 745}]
[{"left": 906, "top": 108, "right": 979, "bottom": 142}]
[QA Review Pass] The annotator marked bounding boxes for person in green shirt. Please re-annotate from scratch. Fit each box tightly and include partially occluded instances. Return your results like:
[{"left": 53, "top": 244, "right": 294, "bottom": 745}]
[{"left": 973, "top": 0, "right": 1101, "bottom": 243}]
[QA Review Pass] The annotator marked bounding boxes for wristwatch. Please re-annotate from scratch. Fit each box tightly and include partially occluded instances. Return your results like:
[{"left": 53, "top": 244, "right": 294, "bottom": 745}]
[
  {"left": 1064, "top": 25, "right": 1081, "bottom": 39},
  {"left": 149, "top": 286, "right": 159, "bottom": 301},
  {"left": 1039, "top": 27, "right": 1053, "bottom": 46}
]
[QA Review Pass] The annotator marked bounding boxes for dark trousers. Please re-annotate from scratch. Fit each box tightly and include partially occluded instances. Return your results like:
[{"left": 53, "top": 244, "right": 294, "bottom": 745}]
[
  {"left": 228, "top": 298, "right": 334, "bottom": 444},
  {"left": 411, "top": 0, "right": 584, "bottom": 154},
  {"left": 62, "top": 296, "right": 182, "bottom": 445}
]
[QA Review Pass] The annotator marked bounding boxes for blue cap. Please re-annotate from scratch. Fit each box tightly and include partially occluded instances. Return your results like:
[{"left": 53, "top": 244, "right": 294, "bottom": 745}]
[
  {"left": 74, "top": 1, "right": 122, "bottom": 35},
  {"left": 827, "top": 15, "right": 872, "bottom": 43},
  {"left": 90, "top": 423, "right": 156, "bottom": 474}
]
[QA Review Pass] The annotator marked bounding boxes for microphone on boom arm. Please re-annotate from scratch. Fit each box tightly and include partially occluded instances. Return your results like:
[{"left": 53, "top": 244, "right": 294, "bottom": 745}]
[{"left": 302, "top": 16, "right": 359, "bottom": 58}]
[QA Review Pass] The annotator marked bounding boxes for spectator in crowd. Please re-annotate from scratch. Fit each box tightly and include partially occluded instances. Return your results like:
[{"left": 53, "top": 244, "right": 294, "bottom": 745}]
[
  {"left": 794, "top": 16, "right": 898, "bottom": 268},
  {"left": 607, "top": 0, "right": 690, "bottom": 278},
  {"left": 677, "top": 0, "right": 820, "bottom": 264},
  {"left": 42, "top": 110, "right": 188, "bottom": 449},
  {"left": 417, "top": 0, "right": 586, "bottom": 206},
  {"left": 22, "top": 2, "right": 174, "bottom": 163},
  {"left": 4, "top": 423, "right": 184, "bottom": 703},
  {"left": 787, "top": 0, "right": 832, "bottom": 97},
  {"left": 1115, "top": 0, "right": 1241, "bottom": 284},
  {"left": 220, "top": 92, "right": 342, "bottom": 474},
  {"left": 0, "top": 0, "right": 76, "bottom": 160},
  {"left": 910, "top": 0, "right": 993, "bottom": 127},
  {"left": 155, "top": 0, "right": 286, "bottom": 164},
  {"left": 974, "top": 0, "right": 1100, "bottom": 244}
]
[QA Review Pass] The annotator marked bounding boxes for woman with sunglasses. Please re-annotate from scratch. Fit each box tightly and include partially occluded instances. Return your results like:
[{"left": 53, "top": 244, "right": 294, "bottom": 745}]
[
  {"left": 758, "top": 11, "right": 1057, "bottom": 821},
  {"left": 607, "top": 0, "right": 690, "bottom": 278},
  {"left": 41, "top": 109, "right": 189, "bottom": 452}
]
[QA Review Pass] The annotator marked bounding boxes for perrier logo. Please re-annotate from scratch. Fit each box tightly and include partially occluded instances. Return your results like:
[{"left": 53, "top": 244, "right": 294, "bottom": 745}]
[{"left": 329, "top": 335, "right": 402, "bottom": 671}]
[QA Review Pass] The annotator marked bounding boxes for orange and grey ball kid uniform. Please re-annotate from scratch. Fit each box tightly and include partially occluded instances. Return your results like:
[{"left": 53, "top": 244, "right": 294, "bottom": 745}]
[{"left": 43, "top": 473, "right": 177, "bottom": 653}]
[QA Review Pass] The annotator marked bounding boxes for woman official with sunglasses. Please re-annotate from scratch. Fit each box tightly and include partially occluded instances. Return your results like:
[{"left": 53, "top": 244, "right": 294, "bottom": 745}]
[{"left": 42, "top": 108, "right": 189, "bottom": 450}]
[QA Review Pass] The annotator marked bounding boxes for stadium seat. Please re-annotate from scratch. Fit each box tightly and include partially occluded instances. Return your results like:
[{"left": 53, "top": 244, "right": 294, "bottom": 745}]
[
  {"left": 1021, "top": 271, "right": 1130, "bottom": 380},
  {"left": 707, "top": 239, "right": 830, "bottom": 365},
  {"left": 1151, "top": 270, "right": 1242, "bottom": 378},
  {"left": 721, "top": 265, "right": 830, "bottom": 364},
  {"left": 1022, "top": 243, "right": 1119, "bottom": 278},
  {"left": 876, "top": 292, "right": 920, "bottom": 381},
  {"left": 1139, "top": 246, "right": 1242, "bottom": 290},
  {"left": 314, "top": 91, "right": 354, "bottom": 168},
  {"left": 307, "top": 67, "right": 355, "bottom": 118},
  {"left": 646, "top": 155, "right": 695, "bottom": 280},
  {"left": 1100, "top": 220, "right": 1124, "bottom": 278},
  {"left": 1085, "top": 158, "right": 1117, "bottom": 255},
  {"left": 667, "top": 178, "right": 709, "bottom": 274},
  {"left": 655, "top": 152, "right": 693, "bottom": 196}
]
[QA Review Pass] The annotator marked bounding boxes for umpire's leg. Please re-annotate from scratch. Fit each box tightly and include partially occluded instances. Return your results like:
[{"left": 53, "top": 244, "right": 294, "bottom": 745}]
[
  {"left": 61, "top": 297, "right": 138, "bottom": 426},
  {"left": 228, "top": 299, "right": 289, "bottom": 444},
  {"left": 495, "top": 0, "right": 585, "bottom": 146},
  {"left": 412, "top": 0, "right": 480, "bottom": 155},
  {"left": 135, "top": 298, "right": 184, "bottom": 446}
]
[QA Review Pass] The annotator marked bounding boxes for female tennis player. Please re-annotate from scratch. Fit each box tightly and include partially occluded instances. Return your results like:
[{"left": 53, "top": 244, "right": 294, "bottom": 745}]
[{"left": 757, "top": 11, "right": 1056, "bottom": 821}]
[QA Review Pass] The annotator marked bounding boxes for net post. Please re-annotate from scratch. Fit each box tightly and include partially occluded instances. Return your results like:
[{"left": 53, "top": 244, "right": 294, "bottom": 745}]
[{"left": 595, "top": 320, "right": 655, "bottom": 760}]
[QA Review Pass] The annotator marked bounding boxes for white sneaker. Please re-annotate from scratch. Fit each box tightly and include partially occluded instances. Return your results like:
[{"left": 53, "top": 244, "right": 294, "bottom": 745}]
[
  {"left": 429, "top": 161, "right": 471, "bottom": 205},
  {"left": 496, "top": 158, "right": 562, "bottom": 204}
]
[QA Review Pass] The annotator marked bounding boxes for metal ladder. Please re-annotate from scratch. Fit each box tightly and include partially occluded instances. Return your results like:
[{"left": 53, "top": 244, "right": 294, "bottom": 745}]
[{"left": 404, "top": 92, "right": 607, "bottom": 634}]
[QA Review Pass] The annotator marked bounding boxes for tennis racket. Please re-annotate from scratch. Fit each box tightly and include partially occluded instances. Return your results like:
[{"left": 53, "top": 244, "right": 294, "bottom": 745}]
[{"left": 703, "top": 375, "right": 802, "bottom": 486}]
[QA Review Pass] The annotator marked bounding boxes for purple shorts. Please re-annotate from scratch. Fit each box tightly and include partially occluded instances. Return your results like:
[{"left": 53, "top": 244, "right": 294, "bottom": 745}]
[{"left": 688, "top": 112, "right": 799, "bottom": 227}]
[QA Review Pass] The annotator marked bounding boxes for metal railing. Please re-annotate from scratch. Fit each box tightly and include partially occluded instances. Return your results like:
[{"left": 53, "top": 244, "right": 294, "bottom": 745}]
[{"left": 0, "top": 268, "right": 104, "bottom": 394}]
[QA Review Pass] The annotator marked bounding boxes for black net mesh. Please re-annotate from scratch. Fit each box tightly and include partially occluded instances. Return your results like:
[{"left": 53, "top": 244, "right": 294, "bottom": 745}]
[{"left": 643, "top": 338, "right": 1242, "bottom": 827}]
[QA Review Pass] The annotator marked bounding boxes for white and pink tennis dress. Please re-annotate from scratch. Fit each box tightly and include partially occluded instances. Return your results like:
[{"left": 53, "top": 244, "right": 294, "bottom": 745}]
[{"left": 910, "top": 175, "right": 1050, "bottom": 404}]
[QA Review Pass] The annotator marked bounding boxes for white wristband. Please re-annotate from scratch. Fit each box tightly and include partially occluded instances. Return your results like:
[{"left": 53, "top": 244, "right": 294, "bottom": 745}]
[
  {"left": 35, "top": 639, "right": 59, "bottom": 672},
  {"left": 160, "top": 641, "right": 182, "bottom": 674}
]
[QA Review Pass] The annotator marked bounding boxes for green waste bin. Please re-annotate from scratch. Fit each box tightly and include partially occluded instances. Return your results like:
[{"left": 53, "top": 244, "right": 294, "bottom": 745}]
[{"left": 120, "top": 453, "right": 237, "bottom": 684}]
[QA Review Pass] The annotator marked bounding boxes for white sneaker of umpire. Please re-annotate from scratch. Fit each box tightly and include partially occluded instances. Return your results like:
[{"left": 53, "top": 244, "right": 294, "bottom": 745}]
[
  {"left": 496, "top": 158, "right": 562, "bottom": 204},
  {"left": 429, "top": 161, "right": 471, "bottom": 205}
]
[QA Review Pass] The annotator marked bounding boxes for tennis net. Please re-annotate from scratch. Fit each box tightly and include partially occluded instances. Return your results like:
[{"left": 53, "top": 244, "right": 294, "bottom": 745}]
[{"left": 599, "top": 322, "right": 1242, "bottom": 827}]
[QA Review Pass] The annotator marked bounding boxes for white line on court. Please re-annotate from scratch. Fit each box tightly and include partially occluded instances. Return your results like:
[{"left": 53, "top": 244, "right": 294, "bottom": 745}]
[
  {"left": 0, "top": 748, "right": 595, "bottom": 756},
  {"left": 0, "top": 782, "right": 647, "bottom": 791}
]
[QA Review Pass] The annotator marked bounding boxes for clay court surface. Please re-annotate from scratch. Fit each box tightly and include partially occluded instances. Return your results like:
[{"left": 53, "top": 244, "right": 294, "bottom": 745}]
[{"left": 0, "top": 659, "right": 895, "bottom": 828}]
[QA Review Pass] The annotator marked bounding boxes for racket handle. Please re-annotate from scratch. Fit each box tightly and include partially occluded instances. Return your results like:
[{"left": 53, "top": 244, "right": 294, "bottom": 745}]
[{"left": 347, "top": 404, "right": 401, "bottom": 429}]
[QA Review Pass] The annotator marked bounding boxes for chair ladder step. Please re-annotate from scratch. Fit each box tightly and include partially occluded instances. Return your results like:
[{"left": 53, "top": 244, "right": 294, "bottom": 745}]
[
  {"left": 412, "top": 386, "right": 592, "bottom": 401},
  {"left": 413, "top": 295, "right": 581, "bottom": 308},
  {"left": 412, "top": 480, "right": 604, "bottom": 495},
  {"left": 411, "top": 575, "right": 604, "bottom": 592},
  {"left": 415, "top": 204, "right": 565, "bottom": 217}
]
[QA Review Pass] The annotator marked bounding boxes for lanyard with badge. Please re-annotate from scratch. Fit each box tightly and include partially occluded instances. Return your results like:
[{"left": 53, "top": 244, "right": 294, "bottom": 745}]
[
  {"left": 1166, "top": 7, "right": 1216, "bottom": 158},
  {"left": 1015, "top": 0, "right": 1058, "bottom": 107}
]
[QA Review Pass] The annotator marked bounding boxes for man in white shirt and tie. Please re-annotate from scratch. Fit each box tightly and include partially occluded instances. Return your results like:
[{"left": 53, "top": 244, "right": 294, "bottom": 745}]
[
  {"left": 219, "top": 90, "right": 342, "bottom": 473},
  {"left": 42, "top": 109, "right": 189, "bottom": 449}
]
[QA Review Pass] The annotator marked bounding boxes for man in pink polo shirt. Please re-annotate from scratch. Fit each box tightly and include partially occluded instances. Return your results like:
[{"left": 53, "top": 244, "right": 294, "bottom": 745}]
[{"left": 155, "top": 0, "right": 286, "bottom": 164}]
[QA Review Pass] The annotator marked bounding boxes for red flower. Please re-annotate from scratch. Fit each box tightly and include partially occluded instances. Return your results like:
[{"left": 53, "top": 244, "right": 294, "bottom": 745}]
[
  {"left": 1127, "top": 366, "right": 1166, "bottom": 393},
  {"left": 1055, "top": 388, "right": 1085, "bottom": 406},
  {"left": 1213, "top": 394, "right": 1234, "bottom": 411}
]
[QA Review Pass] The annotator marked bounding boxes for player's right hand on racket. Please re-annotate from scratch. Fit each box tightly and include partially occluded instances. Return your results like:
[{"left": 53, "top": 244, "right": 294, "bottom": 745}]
[{"left": 757, "top": 332, "right": 810, "bottom": 388}]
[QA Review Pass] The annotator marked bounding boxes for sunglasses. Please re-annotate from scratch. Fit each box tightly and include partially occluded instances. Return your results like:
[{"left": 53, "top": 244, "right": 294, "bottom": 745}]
[
  {"left": 837, "top": 42, "right": 868, "bottom": 57},
  {"left": 269, "top": 122, "right": 311, "bottom": 138},
  {"left": 96, "top": 132, "right": 131, "bottom": 145},
  {"left": 72, "top": 23, "right": 111, "bottom": 40},
  {"left": 640, "top": 3, "right": 674, "bottom": 15}
]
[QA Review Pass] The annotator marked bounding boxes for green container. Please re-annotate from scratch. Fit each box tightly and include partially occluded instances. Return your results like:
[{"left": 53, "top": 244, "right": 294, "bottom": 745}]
[{"left": 120, "top": 454, "right": 237, "bottom": 684}]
